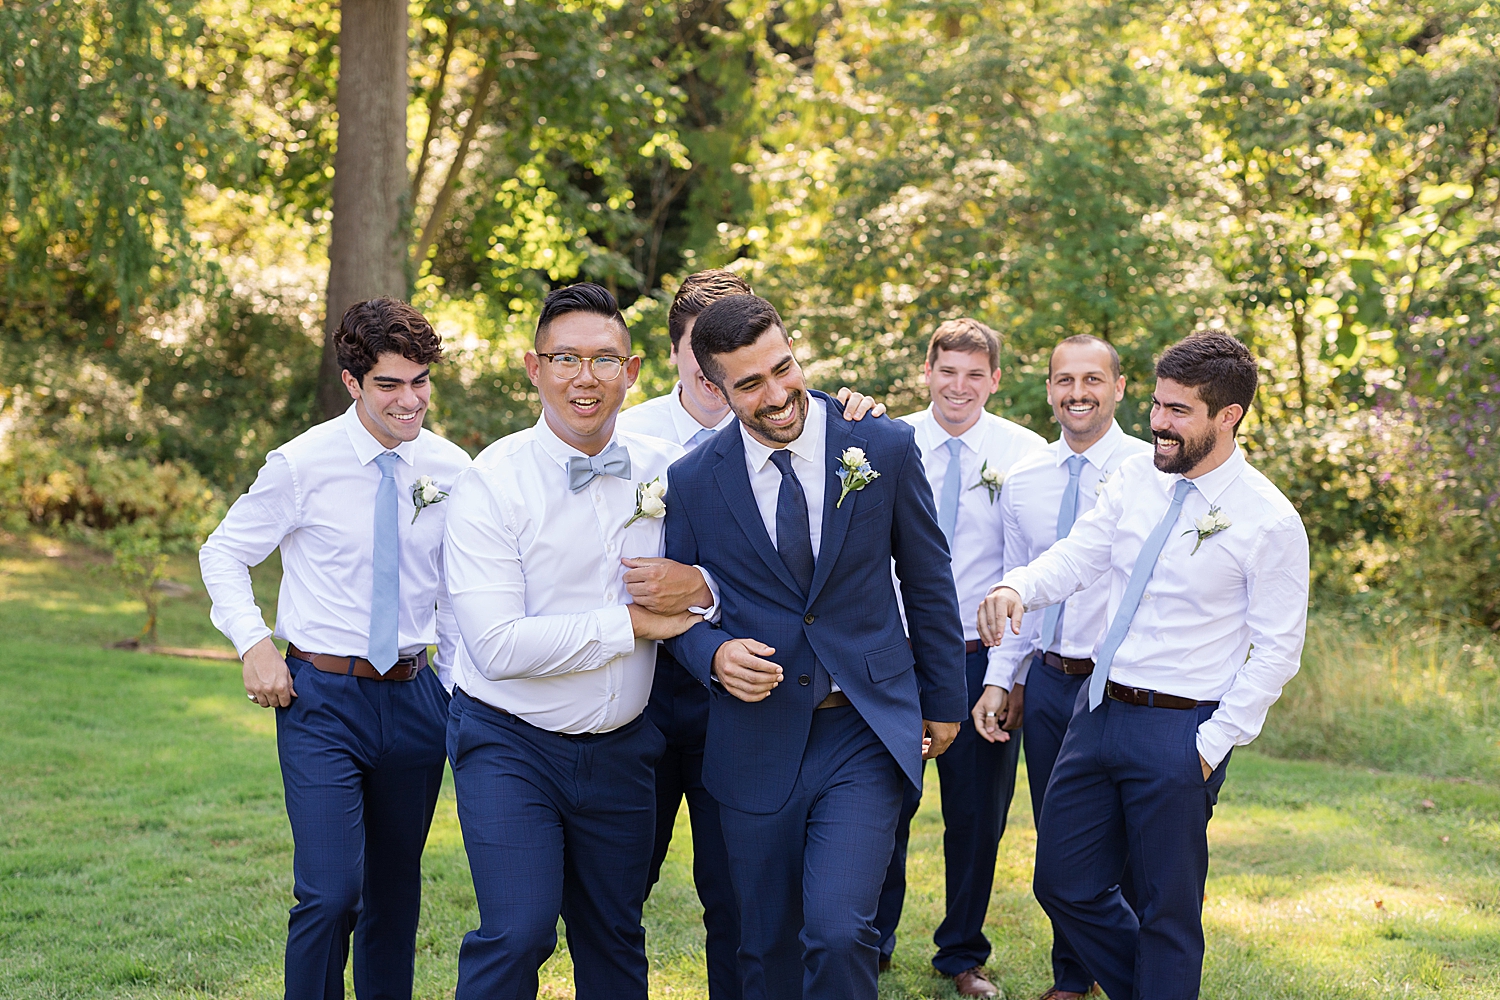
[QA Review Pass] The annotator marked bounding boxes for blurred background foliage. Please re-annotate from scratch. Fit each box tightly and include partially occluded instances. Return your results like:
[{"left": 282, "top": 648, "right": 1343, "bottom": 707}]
[{"left": 1, "top": 0, "right": 1497, "bottom": 626}]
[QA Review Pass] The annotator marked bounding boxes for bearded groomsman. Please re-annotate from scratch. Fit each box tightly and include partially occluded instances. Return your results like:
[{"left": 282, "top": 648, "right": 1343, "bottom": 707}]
[
  {"left": 972, "top": 334, "right": 1151, "bottom": 1000},
  {"left": 442, "top": 283, "right": 715, "bottom": 1000},
  {"left": 200, "top": 298, "right": 471, "bottom": 1000},
  {"left": 662, "top": 293, "right": 967, "bottom": 1000},
  {"left": 979, "top": 332, "right": 1310, "bottom": 1000},
  {"left": 618, "top": 270, "right": 882, "bottom": 1000},
  {"left": 873, "top": 319, "right": 1044, "bottom": 998}
]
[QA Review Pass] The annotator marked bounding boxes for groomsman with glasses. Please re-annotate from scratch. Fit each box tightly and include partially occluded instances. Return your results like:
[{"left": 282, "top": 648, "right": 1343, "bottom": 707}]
[
  {"left": 874, "top": 319, "right": 1044, "bottom": 998},
  {"left": 972, "top": 334, "right": 1152, "bottom": 1000},
  {"left": 617, "top": 269, "right": 882, "bottom": 1000},
  {"left": 441, "top": 283, "right": 715, "bottom": 1000},
  {"left": 199, "top": 298, "right": 472, "bottom": 1000},
  {"left": 979, "top": 333, "right": 1310, "bottom": 1000}
]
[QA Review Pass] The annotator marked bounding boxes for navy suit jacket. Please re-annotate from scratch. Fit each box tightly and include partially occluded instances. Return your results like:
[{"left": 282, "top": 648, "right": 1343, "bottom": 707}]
[{"left": 663, "top": 391, "right": 967, "bottom": 814}]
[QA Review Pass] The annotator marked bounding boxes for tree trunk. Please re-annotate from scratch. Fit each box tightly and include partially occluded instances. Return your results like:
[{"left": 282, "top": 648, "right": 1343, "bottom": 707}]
[{"left": 318, "top": 0, "right": 411, "bottom": 420}]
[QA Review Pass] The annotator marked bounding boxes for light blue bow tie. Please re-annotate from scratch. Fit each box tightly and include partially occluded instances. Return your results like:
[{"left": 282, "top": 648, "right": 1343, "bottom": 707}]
[{"left": 567, "top": 441, "right": 632, "bottom": 491}]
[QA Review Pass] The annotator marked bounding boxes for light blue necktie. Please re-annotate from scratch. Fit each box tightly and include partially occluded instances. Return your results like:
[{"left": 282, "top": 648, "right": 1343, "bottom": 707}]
[
  {"left": 1087, "top": 478, "right": 1193, "bottom": 710},
  {"left": 938, "top": 438, "right": 963, "bottom": 544},
  {"left": 567, "top": 441, "right": 632, "bottom": 491},
  {"left": 686, "top": 427, "right": 716, "bottom": 451},
  {"left": 368, "top": 451, "right": 401, "bottom": 674},
  {"left": 1038, "top": 454, "right": 1087, "bottom": 653}
]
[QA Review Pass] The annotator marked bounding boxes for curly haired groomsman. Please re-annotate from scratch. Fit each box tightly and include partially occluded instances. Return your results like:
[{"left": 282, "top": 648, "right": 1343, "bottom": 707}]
[
  {"left": 980, "top": 332, "right": 1310, "bottom": 1000},
  {"left": 973, "top": 334, "right": 1151, "bottom": 999},
  {"left": 200, "top": 299, "right": 471, "bottom": 1000}
]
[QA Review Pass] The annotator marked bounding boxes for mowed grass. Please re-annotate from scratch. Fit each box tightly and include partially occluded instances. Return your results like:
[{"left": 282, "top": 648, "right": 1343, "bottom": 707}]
[{"left": 1, "top": 533, "right": 1499, "bottom": 998}]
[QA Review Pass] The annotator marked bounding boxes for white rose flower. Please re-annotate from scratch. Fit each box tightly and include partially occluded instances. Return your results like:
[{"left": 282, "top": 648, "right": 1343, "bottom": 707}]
[
  {"left": 420, "top": 479, "right": 440, "bottom": 503},
  {"left": 639, "top": 494, "right": 667, "bottom": 517},
  {"left": 642, "top": 479, "right": 667, "bottom": 500},
  {"left": 842, "top": 447, "right": 867, "bottom": 467}
]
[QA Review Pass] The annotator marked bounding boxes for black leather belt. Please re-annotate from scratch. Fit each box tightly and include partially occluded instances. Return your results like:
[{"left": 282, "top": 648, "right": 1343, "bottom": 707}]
[
  {"left": 1106, "top": 681, "right": 1218, "bottom": 711},
  {"left": 1042, "top": 651, "right": 1095, "bottom": 676}
]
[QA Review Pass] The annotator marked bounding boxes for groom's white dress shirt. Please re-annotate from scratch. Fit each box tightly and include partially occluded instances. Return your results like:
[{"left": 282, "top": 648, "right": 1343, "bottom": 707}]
[
  {"left": 618, "top": 381, "right": 735, "bottom": 446},
  {"left": 898, "top": 406, "right": 1045, "bottom": 645},
  {"left": 984, "top": 421, "right": 1152, "bottom": 691},
  {"left": 997, "top": 447, "right": 1309, "bottom": 767},
  {"left": 199, "top": 403, "right": 471, "bottom": 688},
  {"left": 444, "top": 415, "right": 692, "bottom": 735},
  {"left": 742, "top": 395, "right": 830, "bottom": 555}
]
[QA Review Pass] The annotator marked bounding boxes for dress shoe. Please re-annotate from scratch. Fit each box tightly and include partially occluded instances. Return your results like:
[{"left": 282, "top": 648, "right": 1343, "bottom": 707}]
[
  {"left": 878, "top": 957, "right": 891, "bottom": 974},
  {"left": 952, "top": 966, "right": 999, "bottom": 998},
  {"left": 1038, "top": 987, "right": 1097, "bottom": 1000}
]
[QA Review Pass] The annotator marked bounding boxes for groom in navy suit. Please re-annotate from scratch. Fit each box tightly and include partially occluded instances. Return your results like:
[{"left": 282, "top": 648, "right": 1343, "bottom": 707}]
[{"left": 663, "top": 293, "right": 967, "bottom": 1000}]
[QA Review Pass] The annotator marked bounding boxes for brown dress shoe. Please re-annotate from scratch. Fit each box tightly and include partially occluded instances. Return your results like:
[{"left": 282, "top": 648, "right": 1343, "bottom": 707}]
[
  {"left": 1037, "top": 987, "right": 1097, "bottom": 1000},
  {"left": 878, "top": 957, "right": 891, "bottom": 974},
  {"left": 952, "top": 966, "right": 1000, "bottom": 998}
]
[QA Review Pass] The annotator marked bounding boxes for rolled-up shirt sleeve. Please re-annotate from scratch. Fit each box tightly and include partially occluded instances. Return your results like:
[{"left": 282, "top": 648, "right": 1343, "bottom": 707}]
[
  {"left": 1195, "top": 513, "right": 1310, "bottom": 767},
  {"left": 199, "top": 453, "right": 299, "bottom": 657},
  {"left": 1000, "top": 471, "right": 1120, "bottom": 614},
  {"left": 444, "top": 467, "right": 636, "bottom": 681}
]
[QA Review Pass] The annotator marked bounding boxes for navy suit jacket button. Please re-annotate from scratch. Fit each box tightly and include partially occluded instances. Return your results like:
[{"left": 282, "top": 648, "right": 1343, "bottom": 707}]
[
  {"left": 804, "top": 613, "right": 816, "bottom": 624},
  {"left": 798, "top": 674, "right": 811, "bottom": 686}
]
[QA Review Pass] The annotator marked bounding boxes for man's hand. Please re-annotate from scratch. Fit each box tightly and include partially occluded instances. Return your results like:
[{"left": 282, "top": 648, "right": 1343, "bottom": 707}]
[
  {"left": 243, "top": 636, "right": 295, "bottom": 709},
  {"left": 622, "top": 557, "right": 712, "bottom": 615},
  {"left": 977, "top": 585, "right": 1025, "bottom": 646},
  {"left": 1001, "top": 682, "right": 1024, "bottom": 731},
  {"left": 835, "top": 386, "right": 887, "bottom": 421},
  {"left": 628, "top": 603, "right": 703, "bottom": 640},
  {"left": 922, "top": 719, "right": 960, "bottom": 759},
  {"left": 1200, "top": 753, "right": 1212, "bottom": 781},
  {"left": 971, "top": 685, "right": 1011, "bottom": 744},
  {"left": 712, "top": 638, "right": 783, "bottom": 702}
]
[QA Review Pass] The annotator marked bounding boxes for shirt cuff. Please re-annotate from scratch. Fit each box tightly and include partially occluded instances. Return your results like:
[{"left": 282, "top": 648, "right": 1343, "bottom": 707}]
[
  {"left": 983, "top": 647, "right": 1017, "bottom": 690},
  {"left": 596, "top": 605, "right": 637, "bottom": 660},
  {"left": 693, "top": 565, "right": 722, "bottom": 623},
  {"left": 1195, "top": 718, "right": 1235, "bottom": 770},
  {"left": 226, "top": 618, "right": 275, "bottom": 659}
]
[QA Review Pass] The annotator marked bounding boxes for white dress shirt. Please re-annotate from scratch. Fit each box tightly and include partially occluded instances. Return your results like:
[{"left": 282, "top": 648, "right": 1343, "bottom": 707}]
[
  {"left": 998, "top": 447, "right": 1310, "bottom": 767},
  {"left": 444, "top": 416, "right": 689, "bottom": 734},
  {"left": 618, "top": 381, "right": 735, "bottom": 447},
  {"left": 199, "top": 403, "right": 472, "bottom": 688},
  {"left": 742, "top": 395, "right": 830, "bottom": 556},
  {"left": 899, "top": 406, "right": 1046, "bottom": 642},
  {"left": 984, "top": 421, "right": 1153, "bottom": 690}
]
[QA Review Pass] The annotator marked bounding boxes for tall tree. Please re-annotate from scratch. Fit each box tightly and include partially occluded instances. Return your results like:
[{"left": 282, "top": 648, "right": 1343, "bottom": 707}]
[{"left": 317, "top": 0, "right": 411, "bottom": 418}]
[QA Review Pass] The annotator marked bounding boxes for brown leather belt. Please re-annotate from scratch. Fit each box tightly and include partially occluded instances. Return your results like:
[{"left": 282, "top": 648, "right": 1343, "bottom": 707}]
[
  {"left": 1105, "top": 681, "right": 1217, "bottom": 711},
  {"left": 288, "top": 643, "right": 428, "bottom": 682},
  {"left": 964, "top": 640, "right": 981, "bottom": 654},
  {"left": 816, "top": 690, "right": 852, "bottom": 710},
  {"left": 1043, "top": 651, "right": 1095, "bottom": 676}
]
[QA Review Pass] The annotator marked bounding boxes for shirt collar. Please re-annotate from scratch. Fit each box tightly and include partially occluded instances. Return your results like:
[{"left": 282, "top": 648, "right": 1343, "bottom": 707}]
[
  {"left": 343, "top": 402, "right": 419, "bottom": 466},
  {"left": 1165, "top": 445, "right": 1246, "bottom": 505},
  {"left": 668, "top": 381, "right": 735, "bottom": 443},
  {"left": 916, "top": 404, "right": 986, "bottom": 453},
  {"left": 533, "top": 411, "right": 620, "bottom": 472},
  {"left": 1055, "top": 419, "right": 1127, "bottom": 468},
  {"left": 742, "top": 395, "right": 827, "bottom": 473}
]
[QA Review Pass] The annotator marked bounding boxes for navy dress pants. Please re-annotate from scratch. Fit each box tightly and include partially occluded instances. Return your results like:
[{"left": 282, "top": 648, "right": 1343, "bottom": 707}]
[
  {"left": 719, "top": 705, "right": 905, "bottom": 1000},
  {"left": 875, "top": 647, "right": 1019, "bottom": 975},
  {"left": 873, "top": 777, "right": 923, "bottom": 963},
  {"left": 1033, "top": 687, "right": 1231, "bottom": 1000},
  {"left": 447, "top": 688, "right": 665, "bottom": 1000},
  {"left": 644, "top": 653, "right": 742, "bottom": 1000},
  {"left": 275, "top": 654, "right": 449, "bottom": 1000}
]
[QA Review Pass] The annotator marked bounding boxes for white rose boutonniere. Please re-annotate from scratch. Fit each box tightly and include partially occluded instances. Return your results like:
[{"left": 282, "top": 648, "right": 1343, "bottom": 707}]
[
  {"left": 1094, "top": 470, "right": 1112, "bottom": 497},
  {"left": 410, "top": 475, "right": 449, "bottom": 523},
  {"left": 624, "top": 476, "right": 667, "bottom": 528},
  {"left": 1184, "top": 505, "right": 1231, "bottom": 555},
  {"left": 835, "top": 447, "right": 880, "bottom": 508},
  {"left": 968, "top": 460, "right": 1003, "bottom": 503}
]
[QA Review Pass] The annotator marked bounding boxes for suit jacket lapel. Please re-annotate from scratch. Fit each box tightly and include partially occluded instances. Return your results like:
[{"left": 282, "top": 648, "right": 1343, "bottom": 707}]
[
  {"left": 806, "top": 393, "right": 865, "bottom": 608},
  {"left": 712, "top": 425, "right": 805, "bottom": 597}
]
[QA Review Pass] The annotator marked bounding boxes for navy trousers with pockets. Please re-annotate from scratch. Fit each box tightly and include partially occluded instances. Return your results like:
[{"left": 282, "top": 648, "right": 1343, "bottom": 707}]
[
  {"left": 447, "top": 688, "right": 665, "bottom": 1000},
  {"left": 875, "top": 647, "right": 1019, "bottom": 975},
  {"left": 1033, "top": 686, "right": 1230, "bottom": 1000},
  {"left": 719, "top": 705, "right": 905, "bottom": 1000},
  {"left": 644, "top": 653, "right": 742, "bottom": 1000},
  {"left": 276, "top": 654, "right": 449, "bottom": 1000}
]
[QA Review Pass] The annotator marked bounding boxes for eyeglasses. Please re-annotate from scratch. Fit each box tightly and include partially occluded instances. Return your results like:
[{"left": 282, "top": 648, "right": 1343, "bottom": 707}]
[{"left": 536, "top": 352, "right": 631, "bottom": 381}]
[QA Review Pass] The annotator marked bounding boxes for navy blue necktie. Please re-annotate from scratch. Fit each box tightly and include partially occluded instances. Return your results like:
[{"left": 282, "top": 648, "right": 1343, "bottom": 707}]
[{"left": 770, "top": 449, "right": 830, "bottom": 701}]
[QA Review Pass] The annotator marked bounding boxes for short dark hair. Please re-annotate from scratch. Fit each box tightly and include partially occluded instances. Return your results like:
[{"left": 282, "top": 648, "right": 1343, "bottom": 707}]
[
  {"left": 690, "top": 294, "right": 786, "bottom": 388},
  {"left": 1155, "top": 332, "right": 1258, "bottom": 432},
  {"left": 535, "top": 282, "right": 630, "bottom": 349},
  {"left": 668, "top": 270, "right": 754, "bottom": 349},
  {"left": 1050, "top": 334, "right": 1122, "bottom": 380},
  {"left": 926, "top": 318, "right": 1000, "bottom": 372},
  {"left": 335, "top": 298, "right": 443, "bottom": 384}
]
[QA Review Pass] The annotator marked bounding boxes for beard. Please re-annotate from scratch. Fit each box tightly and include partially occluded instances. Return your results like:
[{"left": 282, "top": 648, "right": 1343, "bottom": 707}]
[
  {"left": 1153, "top": 426, "right": 1216, "bottom": 474},
  {"left": 739, "top": 387, "right": 809, "bottom": 444}
]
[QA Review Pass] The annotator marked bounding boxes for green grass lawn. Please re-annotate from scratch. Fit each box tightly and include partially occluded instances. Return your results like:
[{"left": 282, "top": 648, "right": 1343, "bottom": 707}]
[{"left": 2, "top": 533, "right": 1498, "bottom": 998}]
